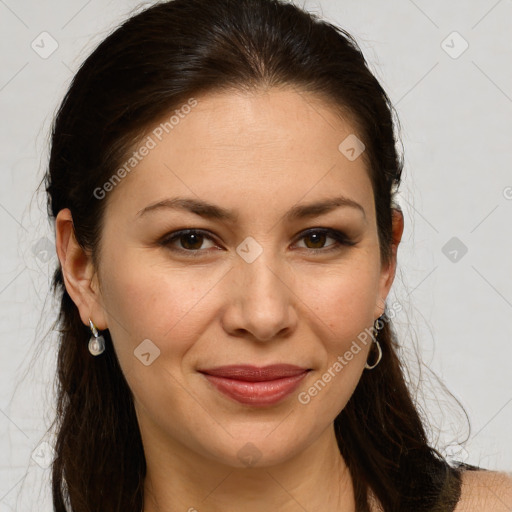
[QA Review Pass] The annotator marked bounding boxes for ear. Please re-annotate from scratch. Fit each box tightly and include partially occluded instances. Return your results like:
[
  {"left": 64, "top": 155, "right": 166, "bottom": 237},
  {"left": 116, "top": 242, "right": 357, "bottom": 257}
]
[
  {"left": 55, "top": 208, "right": 108, "bottom": 330},
  {"left": 375, "top": 207, "right": 404, "bottom": 318}
]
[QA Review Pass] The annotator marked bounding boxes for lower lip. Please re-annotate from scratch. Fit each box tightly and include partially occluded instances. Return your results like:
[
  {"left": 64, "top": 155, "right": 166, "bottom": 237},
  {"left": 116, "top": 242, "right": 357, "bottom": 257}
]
[{"left": 201, "top": 371, "right": 309, "bottom": 406}]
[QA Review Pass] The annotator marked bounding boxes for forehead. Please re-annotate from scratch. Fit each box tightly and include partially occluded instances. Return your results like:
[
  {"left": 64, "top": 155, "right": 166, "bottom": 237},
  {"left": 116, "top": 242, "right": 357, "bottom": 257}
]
[{"left": 103, "top": 87, "right": 374, "bottom": 222}]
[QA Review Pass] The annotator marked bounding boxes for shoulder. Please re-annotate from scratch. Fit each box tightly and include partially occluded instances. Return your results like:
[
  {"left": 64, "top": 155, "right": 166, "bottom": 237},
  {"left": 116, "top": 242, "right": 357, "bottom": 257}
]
[{"left": 454, "top": 469, "right": 512, "bottom": 511}]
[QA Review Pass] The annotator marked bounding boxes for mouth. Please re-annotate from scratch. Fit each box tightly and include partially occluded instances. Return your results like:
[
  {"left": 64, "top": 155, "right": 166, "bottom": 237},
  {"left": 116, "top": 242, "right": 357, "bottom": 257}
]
[{"left": 198, "top": 364, "right": 311, "bottom": 406}]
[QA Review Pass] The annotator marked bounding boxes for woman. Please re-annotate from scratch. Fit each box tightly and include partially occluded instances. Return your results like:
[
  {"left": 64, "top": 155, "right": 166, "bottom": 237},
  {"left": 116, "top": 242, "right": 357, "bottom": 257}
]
[{"left": 45, "top": 0, "right": 512, "bottom": 510}]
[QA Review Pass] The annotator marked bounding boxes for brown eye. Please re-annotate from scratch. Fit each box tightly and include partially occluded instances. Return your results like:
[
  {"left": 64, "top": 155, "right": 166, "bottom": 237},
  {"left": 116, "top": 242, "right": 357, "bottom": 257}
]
[
  {"left": 302, "top": 231, "right": 330, "bottom": 249},
  {"left": 160, "top": 229, "right": 217, "bottom": 255},
  {"left": 177, "top": 232, "right": 206, "bottom": 250},
  {"left": 295, "top": 228, "right": 354, "bottom": 254},
  {"left": 159, "top": 227, "right": 355, "bottom": 258}
]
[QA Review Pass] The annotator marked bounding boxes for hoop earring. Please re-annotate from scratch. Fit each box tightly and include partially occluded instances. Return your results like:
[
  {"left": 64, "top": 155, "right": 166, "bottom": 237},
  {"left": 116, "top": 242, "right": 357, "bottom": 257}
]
[
  {"left": 88, "top": 318, "right": 105, "bottom": 356},
  {"left": 365, "top": 316, "right": 384, "bottom": 370}
]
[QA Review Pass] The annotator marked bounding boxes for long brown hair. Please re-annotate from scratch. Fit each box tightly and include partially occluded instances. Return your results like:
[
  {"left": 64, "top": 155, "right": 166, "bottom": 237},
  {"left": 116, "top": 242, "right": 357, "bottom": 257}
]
[{"left": 45, "top": 0, "right": 468, "bottom": 510}]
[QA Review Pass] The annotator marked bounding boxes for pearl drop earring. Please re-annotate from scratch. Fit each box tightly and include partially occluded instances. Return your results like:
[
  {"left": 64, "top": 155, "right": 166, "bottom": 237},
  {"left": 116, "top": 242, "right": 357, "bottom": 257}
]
[{"left": 88, "top": 318, "right": 105, "bottom": 356}]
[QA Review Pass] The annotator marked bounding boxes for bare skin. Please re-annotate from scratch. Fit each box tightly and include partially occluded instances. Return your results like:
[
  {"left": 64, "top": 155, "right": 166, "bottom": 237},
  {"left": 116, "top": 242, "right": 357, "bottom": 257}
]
[
  {"left": 55, "top": 86, "right": 510, "bottom": 511},
  {"left": 455, "top": 470, "right": 512, "bottom": 511}
]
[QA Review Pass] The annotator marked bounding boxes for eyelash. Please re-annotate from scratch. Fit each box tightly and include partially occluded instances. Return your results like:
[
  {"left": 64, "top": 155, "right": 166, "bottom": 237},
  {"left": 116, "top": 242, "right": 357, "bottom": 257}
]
[{"left": 159, "top": 228, "right": 355, "bottom": 257}]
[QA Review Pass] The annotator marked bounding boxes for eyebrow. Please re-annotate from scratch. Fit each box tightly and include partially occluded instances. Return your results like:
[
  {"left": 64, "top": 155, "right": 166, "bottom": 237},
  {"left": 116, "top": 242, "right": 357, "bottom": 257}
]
[{"left": 136, "top": 195, "right": 366, "bottom": 222}]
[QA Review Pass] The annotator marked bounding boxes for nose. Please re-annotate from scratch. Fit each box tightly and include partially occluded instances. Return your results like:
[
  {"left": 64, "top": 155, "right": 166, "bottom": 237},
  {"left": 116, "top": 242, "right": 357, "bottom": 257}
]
[{"left": 221, "top": 255, "right": 298, "bottom": 343}]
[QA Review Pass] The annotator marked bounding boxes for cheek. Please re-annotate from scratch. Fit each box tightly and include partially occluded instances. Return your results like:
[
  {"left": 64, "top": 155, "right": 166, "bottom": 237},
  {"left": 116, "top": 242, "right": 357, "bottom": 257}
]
[
  {"left": 99, "top": 254, "right": 227, "bottom": 366},
  {"left": 99, "top": 260, "right": 219, "bottom": 423},
  {"left": 295, "top": 263, "right": 380, "bottom": 418},
  {"left": 303, "top": 255, "right": 381, "bottom": 335}
]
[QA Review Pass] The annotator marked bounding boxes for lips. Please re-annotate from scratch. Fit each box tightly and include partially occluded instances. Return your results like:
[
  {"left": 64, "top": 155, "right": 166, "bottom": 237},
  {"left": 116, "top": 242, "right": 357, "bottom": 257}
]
[
  {"left": 198, "top": 364, "right": 310, "bottom": 406},
  {"left": 199, "top": 364, "right": 309, "bottom": 380}
]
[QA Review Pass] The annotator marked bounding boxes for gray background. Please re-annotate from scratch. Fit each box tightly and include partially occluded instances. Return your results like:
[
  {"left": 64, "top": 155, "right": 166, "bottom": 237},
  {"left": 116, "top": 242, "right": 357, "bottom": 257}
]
[{"left": 1, "top": 0, "right": 511, "bottom": 510}]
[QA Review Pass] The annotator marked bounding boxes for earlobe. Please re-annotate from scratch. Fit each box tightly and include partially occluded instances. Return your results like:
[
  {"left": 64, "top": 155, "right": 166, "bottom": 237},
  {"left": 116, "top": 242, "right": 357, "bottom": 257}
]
[{"left": 55, "top": 208, "right": 107, "bottom": 330}]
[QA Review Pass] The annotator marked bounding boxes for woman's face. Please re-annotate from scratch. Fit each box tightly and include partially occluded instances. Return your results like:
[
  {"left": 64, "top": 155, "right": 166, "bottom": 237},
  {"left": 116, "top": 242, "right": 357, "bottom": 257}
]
[{"left": 84, "top": 87, "right": 398, "bottom": 467}]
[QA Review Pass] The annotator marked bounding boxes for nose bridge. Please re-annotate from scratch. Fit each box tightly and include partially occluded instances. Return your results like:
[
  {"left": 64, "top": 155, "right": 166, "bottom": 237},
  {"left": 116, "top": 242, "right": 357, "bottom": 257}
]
[
  {"left": 238, "top": 239, "right": 288, "bottom": 305},
  {"left": 226, "top": 236, "right": 295, "bottom": 341}
]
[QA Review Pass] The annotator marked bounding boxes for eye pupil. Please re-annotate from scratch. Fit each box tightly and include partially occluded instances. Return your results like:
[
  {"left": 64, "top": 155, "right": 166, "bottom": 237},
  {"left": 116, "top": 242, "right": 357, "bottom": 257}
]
[
  {"left": 305, "top": 232, "right": 327, "bottom": 249},
  {"left": 181, "top": 233, "right": 203, "bottom": 250}
]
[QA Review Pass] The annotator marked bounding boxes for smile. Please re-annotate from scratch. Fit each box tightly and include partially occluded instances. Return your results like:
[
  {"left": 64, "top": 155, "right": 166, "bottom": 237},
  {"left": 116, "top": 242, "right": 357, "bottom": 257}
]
[{"left": 198, "top": 364, "right": 311, "bottom": 406}]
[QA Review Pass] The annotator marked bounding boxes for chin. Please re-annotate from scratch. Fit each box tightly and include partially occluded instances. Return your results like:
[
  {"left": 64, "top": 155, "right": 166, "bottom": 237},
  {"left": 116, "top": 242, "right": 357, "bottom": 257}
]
[{"left": 198, "top": 430, "right": 310, "bottom": 470}]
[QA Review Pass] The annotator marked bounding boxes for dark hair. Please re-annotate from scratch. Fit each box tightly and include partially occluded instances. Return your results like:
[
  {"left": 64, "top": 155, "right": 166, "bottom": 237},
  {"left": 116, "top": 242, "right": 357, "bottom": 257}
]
[{"left": 45, "top": 0, "right": 470, "bottom": 510}]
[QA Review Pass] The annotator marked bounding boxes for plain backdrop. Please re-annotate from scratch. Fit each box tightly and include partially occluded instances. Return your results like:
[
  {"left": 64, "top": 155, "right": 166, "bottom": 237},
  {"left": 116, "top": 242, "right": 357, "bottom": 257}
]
[{"left": 1, "top": 0, "right": 511, "bottom": 510}]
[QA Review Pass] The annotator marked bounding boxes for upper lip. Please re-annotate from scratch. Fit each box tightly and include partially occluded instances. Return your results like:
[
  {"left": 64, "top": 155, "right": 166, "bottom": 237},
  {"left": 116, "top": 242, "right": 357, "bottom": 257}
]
[{"left": 198, "top": 364, "right": 310, "bottom": 381}]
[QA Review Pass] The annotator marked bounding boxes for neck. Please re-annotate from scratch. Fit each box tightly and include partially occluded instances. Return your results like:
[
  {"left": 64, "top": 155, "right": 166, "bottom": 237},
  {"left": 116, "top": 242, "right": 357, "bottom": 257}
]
[{"left": 141, "top": 423, "right": 356, "bottom": 512}]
